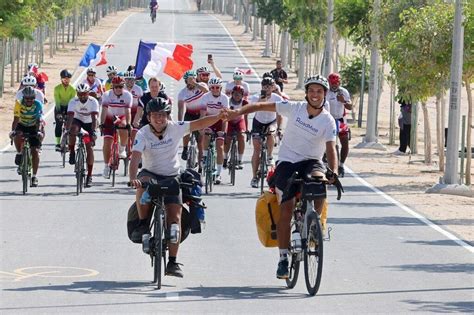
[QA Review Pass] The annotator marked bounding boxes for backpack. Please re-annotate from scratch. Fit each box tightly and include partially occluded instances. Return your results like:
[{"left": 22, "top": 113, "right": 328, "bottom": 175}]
[
  {"left": 180, "top": 168, "right": 206, "bottom": 234},
  {"left": 255, "top": 191, "right": 280, "bottom": 247}
]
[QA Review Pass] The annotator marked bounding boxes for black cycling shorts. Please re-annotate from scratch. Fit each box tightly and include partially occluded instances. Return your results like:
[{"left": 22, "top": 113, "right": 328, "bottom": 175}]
[
  {"left": 251, "top": 117, "right": 276, "bottom": 138},
  {"left": 274, "top": 159, "right": 326, "bottom": 203},
  {"left": 72, "top": 119, "right": 94, "bottom": 135},
  {"left": 15, "top": 124, "right": 41, "bottom": 148},
  {"left": 184, "top": 112, "right": 200, "bottom": 121},
  {"left": 137, "top": 169, "right": 182, "bottom": 205}
]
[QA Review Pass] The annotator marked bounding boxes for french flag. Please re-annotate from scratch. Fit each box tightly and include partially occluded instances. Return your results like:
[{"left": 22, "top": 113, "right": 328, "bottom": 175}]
[
  {"left": 79, "top": 43, "right": 110, "bottom": 67},
  {"left": 135, "top": 41, "right": 193, "bottom": 81}
]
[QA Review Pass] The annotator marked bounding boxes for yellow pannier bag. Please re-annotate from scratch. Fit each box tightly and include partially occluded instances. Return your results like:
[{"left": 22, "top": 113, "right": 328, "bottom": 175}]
[{"left": 255, "top": 191, "right": 280, "bottom": 247}]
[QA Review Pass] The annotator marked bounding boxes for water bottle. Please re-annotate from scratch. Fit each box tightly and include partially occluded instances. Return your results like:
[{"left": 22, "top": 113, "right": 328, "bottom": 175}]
[
  {"left": 169, "top": 223, "right": 180, "bottom": 244},
  {"left": 142, "top": 234, "right": 151, "bottom": 254},
  {"left": 140, "top": 190, "right": 151, "bottom": 205},
  {"left": 291, "top": 230, "right": 302, "bottom": 253}
]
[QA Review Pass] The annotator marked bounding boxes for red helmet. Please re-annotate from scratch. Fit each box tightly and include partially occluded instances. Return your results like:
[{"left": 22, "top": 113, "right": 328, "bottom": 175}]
[
  {"left": 232, "top": 85, "right": 245, "bottom": 95},
  {"left": 111, "top": 76, "right": 125, "bottom": 86},
  {"left": 328, "top": 73, "right": 341, "bottom": 86}
]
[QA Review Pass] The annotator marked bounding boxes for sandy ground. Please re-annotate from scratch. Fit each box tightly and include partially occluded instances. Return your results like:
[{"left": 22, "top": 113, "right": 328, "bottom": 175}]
[
  {"left": 0, "top": 9, "right": 472, "bottom": 244},
  {"left": 212, "top": 14, "right": 473, "bottom": 245}
]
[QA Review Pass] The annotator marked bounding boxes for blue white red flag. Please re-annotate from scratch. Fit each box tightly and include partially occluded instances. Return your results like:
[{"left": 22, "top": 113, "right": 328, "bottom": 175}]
[
  {"left": 79, "top": 43, "right": 112, "bottom": 67},
  {"left": 135, "top": 41, "right": 193, "bottom": 80}
]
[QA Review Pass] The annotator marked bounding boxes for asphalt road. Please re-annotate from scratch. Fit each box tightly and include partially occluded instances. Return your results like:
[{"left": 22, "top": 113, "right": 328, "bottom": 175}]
[{"left": 1, "top": 1, "right": 473, "bottom": 313}]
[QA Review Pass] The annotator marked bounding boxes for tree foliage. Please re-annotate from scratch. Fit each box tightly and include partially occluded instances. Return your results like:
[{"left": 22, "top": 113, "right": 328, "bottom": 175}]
[{"left": 339, "top": 54, "right": 370, "bottom": 97}]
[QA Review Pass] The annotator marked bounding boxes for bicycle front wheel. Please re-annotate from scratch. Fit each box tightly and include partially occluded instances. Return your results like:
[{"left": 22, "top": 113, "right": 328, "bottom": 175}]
[
  {"left": 111, "top": 144, "right": 118, "bottom": 187},
  {"left": 153, "top": 207, "right": 164, "bottom": 289},
  {"left": 229, "top": 140, "right": 237, "bottom": 186},
  {"left": 259, "top": 150, "right": 266, "bottom": 194},
  {"left": 75, "top": 148, "right": 85, "bottom": 195},
  {"left": 21, "top": 146, "right": 30, "bottom": 195},
  {"left": 304, "top": 211, "right": 324, "bottom": 296},
  {"left": 286, "top": 252, "right": 301, "bottom": 289}
]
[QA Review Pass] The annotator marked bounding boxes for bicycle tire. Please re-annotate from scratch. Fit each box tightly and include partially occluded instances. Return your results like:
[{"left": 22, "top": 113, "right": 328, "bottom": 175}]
[
  {"left": 187, "top": 134, "right": 197, "bottom": 169},
  {"left": 153, "top": 205, "right": 164, "bottom": 289},
  {"left": 229, "top": 138, "right": 237, "bottom": 186},
  {"left": 111, "top": 143, "right": 119, "bottom": 187},
  {"left": 75, "top": 147, "right": 84, "bottom": 196},
  {"left": 304, "top": 209, "right": 324, "bottom": 296},
  {"left": 259, "top": 149, "right": 266, "bottom": 194},
  {"left": 286, "top": 252, "right": 301, "bottom": 289},
  {"left": 21, "top": 146, "right": 30, "bottom": 195},
  {"left": 123, "top": 157, "right": 129, "bottom": 177},
  {"left": 209, "top": 149, "right": 214, "bottom": 192},
  {"left": 62, "top": 151, "right": 66, "bottom": 168},
  {"left": 80, "top": 147, "right": 85, "bottom": 193}
]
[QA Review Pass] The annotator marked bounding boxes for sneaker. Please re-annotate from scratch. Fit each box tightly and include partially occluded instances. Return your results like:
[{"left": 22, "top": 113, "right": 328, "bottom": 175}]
[
  {"left": 223, "top": 159, "right": 228, "bottom": 169},
  {"left": 14, "top": 154, "right": 22, "bottom": 166},
  {"left": 31, "top": 176, "right": 38, "bottom": 187},
  {"left": 393, "top": 149, "right": 406, "bottom": 156},
  {"left": 214, "top": 175, "right": 222, "bottom": 185},
  {"left": 102, "top": 165, "right": 111, "bottom": 179},
  {"left": 266, "top": 157, "right": 274, "bottom": 166},
  {"left": 119, "top": 148, "right": 127, "bottom": 159},
  {"left": 250, "top": 177, "right": 258, "bottom": 188},
  {"left": 166, "top": 261, "right": 184, "bottom": 278},
  {"left": 55, "top": 144, "right": 61, "bottom": 152},
  {"left": 85, "top": 176, "right": 92, "bottom": 188},
  {"left": 17, "top": 167, "right": 21, "bottom": 175},
  {"left": 131, "top": 224, "right": 149, "bottom": 243},
  {"left": 69, "top": 151, "right": 76, "bottom": 165},
  {"left": 276, "top": 259, "right": 289, "bottom": 279},
  {"left": 236, "top": 161, "right": 243, "bottom": 170},
  {"left": 338, "top": 165, "right": 345, "bottom": 178},
  {"left": 181, "top": 147, "right": 188, "bottom": 161}
]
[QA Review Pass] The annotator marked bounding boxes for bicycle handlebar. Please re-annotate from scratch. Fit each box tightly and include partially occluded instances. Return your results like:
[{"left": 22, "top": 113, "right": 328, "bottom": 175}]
[{"left": 284, "top": 169, "right": 344, "bottom": 200}]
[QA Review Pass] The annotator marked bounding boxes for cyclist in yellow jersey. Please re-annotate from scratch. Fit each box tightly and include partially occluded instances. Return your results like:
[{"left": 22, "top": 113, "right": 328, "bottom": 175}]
[
  {"left": 53, "top": 69, "right": 76, "bottom": 151},
  {"left": 104, "top": 65, "right": 118, "bottom": 91},
  {"left": 10, "top": 87, "right": 44, "bottom": 187}
]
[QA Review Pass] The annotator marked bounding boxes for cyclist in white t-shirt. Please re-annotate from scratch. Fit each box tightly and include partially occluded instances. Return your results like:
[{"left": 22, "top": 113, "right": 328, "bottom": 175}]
[
  {"left": 230, "top": 74, "right": 338, "bottom": 280},
  {"left": 199, "top": 77, "right": 229, "bottom": 184},
  {"left": 99, "top": 76, "right": 133, "bottom": 178},
  {"left": 248, "top": 77, "right": 283, "bottom": 188},
  {"left": 129, "top": 98, "right": 229, "bottom": 278},
  {"left": 225, "top": 70, "right": 250, "bottom": 100},
  {"left": 124, "top": 70, "right": 144, "bottom": 144},
  {"left": 66, "top": 83, "right": 99, "bottom": 187},
  {"left": 177, "top": 70, "right": 209, "bottom": 164}
]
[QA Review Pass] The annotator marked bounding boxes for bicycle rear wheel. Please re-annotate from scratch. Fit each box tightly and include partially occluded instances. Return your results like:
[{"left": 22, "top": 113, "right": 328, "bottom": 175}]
[
  {"left": 229, "top": 139, "right": 237, "bottom": 186},
  {"left": 304, "top": 210, "right": 324, "bottom": 296},
  {"left": 153, "top": 206, "right": 164, "bottom": 289},
  {"left": 286, "top": 252, "right": 301, "bottom": 289}
]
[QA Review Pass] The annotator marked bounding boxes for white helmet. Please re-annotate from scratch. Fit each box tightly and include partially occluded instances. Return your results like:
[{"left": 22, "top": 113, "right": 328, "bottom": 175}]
[
  {"left": 106, "top": 65, "right": 118, "bottom": 74},
  {"left": 196, "top": 66, "right": 210, "bottom": 74},
  {"left": 124, "top": 70, "right": 135, "bottom": 79},
  {"left": 27, "top": 62, "right": 38, "bottom": 71},
  {"left": 304, "top": 75, "right": 329, "bottom": 91},
  {"left": 76, "top": 83, "right": 90, "bottom": 93},
  {"left": 233, "top": 70, "right": 243, "bottom": 80},
  {"left": 86, "top": 67, "right": 96, "bottom": 74},
  {"left": 21, "top": 75, "right": 37, "bottom": 87},
  {"left": 208, "top": 77, "right": 222, "bottom": 86},
  {"left": 160, "top": 82, "right": 166, "bottom": 92}
]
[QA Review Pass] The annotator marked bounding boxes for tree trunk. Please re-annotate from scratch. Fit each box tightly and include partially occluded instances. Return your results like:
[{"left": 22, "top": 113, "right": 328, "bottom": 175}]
[
  {"left": 388, "top": 84, "right": 396, "bottom": 145},
  {"left": 10, "top": 38, "right": 15, "bottom": 87},
  {"left": 17, "top": 40, "right": 22, "bottom": 82},
  {"left": 296, "top": 37, "right": 305, "bottom": 89},
  {"left": 411, "top": 102, "right": 419, "bottom": 154},
  {"left": 0, "top": 38, "right": 6, "bottom": 97},
  {"left": 421, "top": 101, "right": 432, "bottom": 164},
  {"left": 436, "top": 94, "right": 445, "bottom": 171},
  {"left": 465, "top": 80, "right": 472, "bottom": 185}
]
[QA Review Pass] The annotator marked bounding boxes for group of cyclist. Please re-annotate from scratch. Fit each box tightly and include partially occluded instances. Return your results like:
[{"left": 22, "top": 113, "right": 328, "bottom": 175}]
[{"left": 9, "top": 54, "right": 351, "bottom": 280}]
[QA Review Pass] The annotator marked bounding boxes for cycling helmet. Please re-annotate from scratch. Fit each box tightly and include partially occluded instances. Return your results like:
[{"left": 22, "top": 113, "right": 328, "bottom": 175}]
[
  {"left": 27, "top": 63, "right": 38, "bottom": 71},
  {"left": 328, "top": 73, "right": 341, "bottom": 86},
  {"left": 233, "top": 70, "right": 243, "bottom": 80},
  {"left": 146, "top": 98, "right": 171, "bottom": 114},
  {"left": 76, "top": 83, "right": 90, "bottom": 93},
  {"left": 86, "top": 67, "right": 96, "bottom": 74},
  {"left": 262, "top": 72, "right": 272, "bottom": 79},
  {"left": 124, "top": 70, "right": 135, "bottom": 79},
  {"left": 106, "top": 65, "right": 118, "bottom": 74},
  {"left": 261, "top": 77, "right": 274, "bottom": 86},
  {"left": 111, "top": 76, "right": 125, "bottom": 86},
  {"left": 196, "top": 66, "right": 210, "bottom": 74},
  {"left": 21, "top": 75, "right": 37, "bottom": 86},
  {"left": 232, "top": 85, "right": 245, "bottom": 95},
  {"left": 60, "top": 69, "right": 72, "bottom": 78},
  {"left": 183, "top": 70, "right": 196, "bottom": 81},
  {"left": 304, "top": 74, "right": 329, "bottom": 91},
  {"left": 208, "top": 77, "right": 222, "bottom": 86},
  {"left": 22, "top": 86, "right": 36, "bottom": 98},
  {"left": 160, "top": 82, "right": 166, "bottom": 92}
]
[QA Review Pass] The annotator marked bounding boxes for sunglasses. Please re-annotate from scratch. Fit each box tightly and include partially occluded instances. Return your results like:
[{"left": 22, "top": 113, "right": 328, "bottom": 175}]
[
  {"left": 87, "top": 74, "right": 95, "bottom": 76},
  {"left": 24, "top": 97, "right": 35, "bottom": 100},
  {"left": 114, "top": 85, "right": 124, "bottom": 89},
  {"left": 200, "top": 73, "right": 210, "bottom": 77},
  {"left": 210, "top": 86, "right": 221, "bottom": 90}
]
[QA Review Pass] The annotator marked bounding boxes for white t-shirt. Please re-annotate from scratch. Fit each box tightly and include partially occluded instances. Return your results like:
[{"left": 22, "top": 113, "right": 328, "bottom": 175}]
[
  {"left": 177, "top": 83, "right": 207, "bottom": 114},
  {"left": 249, "top": 93, "right": 283, "bottom": 124},
  {"left": 327, "top": 87, "right": 350, "bottom": 119},
  {"left": 82, "top": 78, "right": 103, "bottom": 97},
  {"left": 101, "top": 90, "right": 133, "bottom": 118},
  {"left": 67, "top": 97, "right": 99, "bottom": 124},
  {"left": 200, "top": 92, "right": 229, "bottom": 116},
  {"left": 132, "top": 121, "right": 191, "bottom": 176},
  {"left": 276, "top": 100, "right": 337, "bottom": 163},
  {"left": 126, "top": 84, "right": 144, "bottom": 109},
  {"left": 15, "top": 88, "right": 45, "bottom": 104},
  {"left": 225, "top": 81, "right": 250, "bottom": 98}
]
